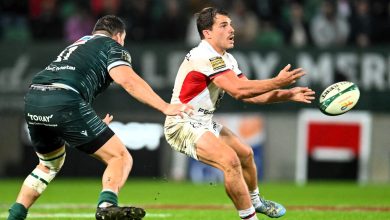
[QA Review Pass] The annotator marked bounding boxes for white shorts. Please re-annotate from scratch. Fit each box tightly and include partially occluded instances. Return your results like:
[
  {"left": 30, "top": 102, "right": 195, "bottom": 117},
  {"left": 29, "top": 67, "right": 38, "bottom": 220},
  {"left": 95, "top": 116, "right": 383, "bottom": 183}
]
[{"left": 164, "top": 116, "right": 223, "bottom": 160}]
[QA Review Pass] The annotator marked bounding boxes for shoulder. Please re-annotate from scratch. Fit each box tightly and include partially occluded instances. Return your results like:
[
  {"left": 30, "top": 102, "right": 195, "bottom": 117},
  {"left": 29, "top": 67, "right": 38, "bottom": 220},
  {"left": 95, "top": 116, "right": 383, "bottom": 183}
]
[
  {"left": 93, "top": 36, "right": 131, "bottom": 59},
  {"left": 188, "top": 44, "right": 221, "bottom": 66},
  {"left": 190, "top": 45, "right": 211, "bottom": 59},
  {"left": 187, "top": 47, "right": 224, "bottom": 71},
  {"left": 224, "top": 52, "right": 237, "bottom": 62},
  {"left": 89, "top": 35, "right": 124, "bottom": 51},
  {"left": 191, "top": 41, "right": 221, "bottom": 57}
]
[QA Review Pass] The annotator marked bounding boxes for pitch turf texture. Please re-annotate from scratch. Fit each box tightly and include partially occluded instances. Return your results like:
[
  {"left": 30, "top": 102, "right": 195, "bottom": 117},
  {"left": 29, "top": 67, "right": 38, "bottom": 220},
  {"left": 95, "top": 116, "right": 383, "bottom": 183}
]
[{"left": 1, "top": 179, "right": 390, "bottom": 220}]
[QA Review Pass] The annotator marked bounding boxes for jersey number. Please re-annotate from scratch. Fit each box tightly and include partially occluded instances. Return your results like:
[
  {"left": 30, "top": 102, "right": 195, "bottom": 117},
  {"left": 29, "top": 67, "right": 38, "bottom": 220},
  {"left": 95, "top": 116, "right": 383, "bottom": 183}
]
[{"left": 54, "top": 46, "right": 78, "bottom": 62}]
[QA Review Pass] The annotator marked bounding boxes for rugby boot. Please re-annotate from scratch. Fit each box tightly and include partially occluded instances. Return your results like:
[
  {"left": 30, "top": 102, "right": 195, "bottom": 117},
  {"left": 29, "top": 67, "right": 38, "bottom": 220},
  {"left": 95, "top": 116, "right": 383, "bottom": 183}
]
[
  {"left": 95, "top": 206, "right": 146, "bottom": 220},
  {"left": 255, "top": 197, "right": 286, "bottom": 218}
]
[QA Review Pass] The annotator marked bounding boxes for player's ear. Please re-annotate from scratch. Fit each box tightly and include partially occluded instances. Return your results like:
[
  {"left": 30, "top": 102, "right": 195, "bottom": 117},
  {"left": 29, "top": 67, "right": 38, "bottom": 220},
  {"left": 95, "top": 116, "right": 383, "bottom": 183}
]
[
  {"left": 112, "top": 33, "right": 118, "bottom": 42},
  {"left": 113, "top": 32, "right": 125, "bottom": 46},
  {"left": 119, "top": 32, "right": 125, "bottom": 46},
  {"left": 203, "top": 29, "right": 212, "bottom": 39}
]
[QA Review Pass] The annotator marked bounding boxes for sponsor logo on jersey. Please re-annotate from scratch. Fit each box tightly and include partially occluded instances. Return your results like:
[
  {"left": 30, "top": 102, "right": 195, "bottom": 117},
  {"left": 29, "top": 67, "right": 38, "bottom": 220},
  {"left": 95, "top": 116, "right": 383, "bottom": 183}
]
[
  {"left": 121, "top": 51, "right": 132, "bottom": 63},
  {"left": 45, "top": 65, "right": 75, "bottom": 71},
  {"left": 209, "top": 57, "right": 226, "bottom": 71},
  {"left": 27, "top": 113, "right": 53, "bottom": 122},
  {"left": 198, "top": 108, "right": 214, "bottom": 115}
]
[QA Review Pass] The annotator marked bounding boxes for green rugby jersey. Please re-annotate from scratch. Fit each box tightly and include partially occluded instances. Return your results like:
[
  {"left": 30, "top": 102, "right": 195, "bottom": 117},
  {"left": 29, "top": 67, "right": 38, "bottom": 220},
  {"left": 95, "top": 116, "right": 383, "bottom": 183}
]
[{"left": 32, "top": 34, "right": 132, "bottom": 104}]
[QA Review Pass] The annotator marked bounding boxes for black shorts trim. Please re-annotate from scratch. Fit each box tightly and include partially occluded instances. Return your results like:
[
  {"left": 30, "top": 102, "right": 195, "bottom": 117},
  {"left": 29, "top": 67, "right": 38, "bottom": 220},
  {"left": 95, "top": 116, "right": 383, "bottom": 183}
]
[{"left": 75, "top": 128, "right": 115, "bottom": 154}]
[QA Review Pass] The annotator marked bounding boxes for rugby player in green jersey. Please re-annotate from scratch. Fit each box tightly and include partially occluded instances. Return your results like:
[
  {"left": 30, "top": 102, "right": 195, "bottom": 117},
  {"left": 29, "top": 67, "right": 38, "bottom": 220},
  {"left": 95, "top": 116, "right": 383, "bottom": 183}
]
[{"left": 7, "top": 15, "right": 193, "bottom": 220}]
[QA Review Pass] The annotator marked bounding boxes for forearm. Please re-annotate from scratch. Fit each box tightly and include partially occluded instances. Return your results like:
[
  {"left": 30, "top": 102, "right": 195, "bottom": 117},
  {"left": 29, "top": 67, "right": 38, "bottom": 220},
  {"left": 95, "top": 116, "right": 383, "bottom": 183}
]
[
  {"left": 110, "top": 66, "right": 170, "bottom": 113},
  {"left": 214, "top": 65, "right": 304, "bottom": 100},
  {"left": 230, "top": 78, "right": 281, "bottom": 99},
  {"left": 121, "top": 77, "right": 168, "bottom": 113},
  {"left": 243, "top": 89, "right": 292, "bottom": 104}
]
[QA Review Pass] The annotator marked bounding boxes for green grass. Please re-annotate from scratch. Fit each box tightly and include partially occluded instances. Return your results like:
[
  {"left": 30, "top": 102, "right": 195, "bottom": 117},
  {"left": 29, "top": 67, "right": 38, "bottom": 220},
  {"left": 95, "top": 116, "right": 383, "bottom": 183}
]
[{"left": 1, "top": 178, "right": 390, "bottom": 219}]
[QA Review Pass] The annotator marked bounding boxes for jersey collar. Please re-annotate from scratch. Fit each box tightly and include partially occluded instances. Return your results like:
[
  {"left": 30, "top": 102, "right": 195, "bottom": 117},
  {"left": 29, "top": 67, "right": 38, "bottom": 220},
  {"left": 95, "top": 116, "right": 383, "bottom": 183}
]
[
  {"left": 200, "top": 40, "right": 226, "bottom": 56},
  {"left": 93, "top": 33, "right": 110, "bottom": 38}
]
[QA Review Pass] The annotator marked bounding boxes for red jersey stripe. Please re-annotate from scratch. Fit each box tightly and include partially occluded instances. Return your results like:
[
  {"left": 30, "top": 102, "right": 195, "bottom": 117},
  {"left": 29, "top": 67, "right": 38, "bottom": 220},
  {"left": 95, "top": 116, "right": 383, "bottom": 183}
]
[{"left": 179, "top": 71, "right": 210, "bottom": 104}]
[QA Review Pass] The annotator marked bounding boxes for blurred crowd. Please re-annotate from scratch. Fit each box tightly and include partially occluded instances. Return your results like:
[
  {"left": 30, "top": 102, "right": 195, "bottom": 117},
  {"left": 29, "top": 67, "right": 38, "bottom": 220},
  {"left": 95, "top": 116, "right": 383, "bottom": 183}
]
[{"left": 1, "top": 0, "right": 390, "bottom": 48}]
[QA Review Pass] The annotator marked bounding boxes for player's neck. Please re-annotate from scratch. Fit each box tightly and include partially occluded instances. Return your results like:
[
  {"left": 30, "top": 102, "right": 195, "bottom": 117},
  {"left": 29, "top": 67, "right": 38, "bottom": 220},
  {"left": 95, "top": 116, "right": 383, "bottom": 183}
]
[
  {"left": 93, "top": 31, "right": 111, "bottom": 38},
  {"left": 203, "top": 40, "right": 226, "bottom": 56}
]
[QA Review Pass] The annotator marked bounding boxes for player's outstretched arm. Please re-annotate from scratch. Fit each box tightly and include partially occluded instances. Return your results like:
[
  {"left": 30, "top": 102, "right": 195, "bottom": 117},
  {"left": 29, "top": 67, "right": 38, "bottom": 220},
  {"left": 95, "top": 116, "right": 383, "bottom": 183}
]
[
  {"left": 243, "top": 87, "right": 315, "bottom": 104},
  {"left": 212, "top": 64, "right": 305, "bottom": 100},
  {"left": 212, "top": 70, "right": 279, "bottom": 100},
  {"left": 109, "top": 66, "right": 193, "bottom": 117}
]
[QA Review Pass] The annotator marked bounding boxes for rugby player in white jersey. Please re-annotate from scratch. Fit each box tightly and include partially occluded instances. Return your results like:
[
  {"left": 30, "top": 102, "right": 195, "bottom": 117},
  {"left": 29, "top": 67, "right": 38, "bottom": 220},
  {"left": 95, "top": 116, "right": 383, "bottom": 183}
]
[{"left": 164, "top": 7, "right": 315, "bottom": 220}]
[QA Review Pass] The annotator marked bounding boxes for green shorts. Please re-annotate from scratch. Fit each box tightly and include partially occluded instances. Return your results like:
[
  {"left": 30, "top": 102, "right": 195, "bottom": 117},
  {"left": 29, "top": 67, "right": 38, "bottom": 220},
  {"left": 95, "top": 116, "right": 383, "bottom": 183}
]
[{"left": 25, "top": 86, "right": 114, "bottom": 154}]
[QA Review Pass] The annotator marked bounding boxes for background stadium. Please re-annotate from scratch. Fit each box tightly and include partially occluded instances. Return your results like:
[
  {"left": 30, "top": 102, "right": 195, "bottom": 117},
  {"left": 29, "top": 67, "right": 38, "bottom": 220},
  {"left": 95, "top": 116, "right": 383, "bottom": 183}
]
[{"left": 1, "top": 0, "right": 390, "bottom": 219}]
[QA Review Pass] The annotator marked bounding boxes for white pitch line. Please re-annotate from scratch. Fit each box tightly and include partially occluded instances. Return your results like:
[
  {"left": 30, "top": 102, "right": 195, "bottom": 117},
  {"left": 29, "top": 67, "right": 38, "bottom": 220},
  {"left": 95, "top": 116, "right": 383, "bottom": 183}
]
[
  {"left": 0, "top": 212, "right": 171, "bottom": 218},
  {"left": 0, "top": 204, "right": 171, "bottom": 219}
]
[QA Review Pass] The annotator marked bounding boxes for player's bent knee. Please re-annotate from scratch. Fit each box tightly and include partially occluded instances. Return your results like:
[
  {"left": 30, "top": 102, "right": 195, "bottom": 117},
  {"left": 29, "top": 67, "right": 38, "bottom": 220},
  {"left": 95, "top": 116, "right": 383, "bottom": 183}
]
[
  {"left": 244, "top": 147, "right": 254, "bottom": 160},
  {"left": 121, "top": 148, "right": 132, "bottom": 161},
  {"left": 237, "top": 146, "right": 254, "bottom": 164},
  {"left": 221, "top": 154, "right": 241, "bottom": 172},
  {"left": 38, "top": 146, "right": 66, "bottom": 172},
  {"left": 109, "top": 147, "right": 132, "bottom": 172},
  {"left": 112, "top": 147, "right": 132, "bottom": 162},
  {"left": 24, "top": 147, "right": 66, "bottom": 194},
  {"left": 122, "top": 150, "right": 133, "bottom": 172}
]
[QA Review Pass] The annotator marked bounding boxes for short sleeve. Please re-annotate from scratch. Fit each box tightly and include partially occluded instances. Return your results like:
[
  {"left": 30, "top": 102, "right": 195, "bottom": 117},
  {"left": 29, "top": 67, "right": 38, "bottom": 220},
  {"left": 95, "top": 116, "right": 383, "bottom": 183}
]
[
  {"left": 193, "top": 55, "right": 229, "bottom": 78},
  {"left": 107, "top": 42, "right": 132, "bottom": 72},
  {"left": 227, "top": 53, "right": 242, "bottom": 76}
]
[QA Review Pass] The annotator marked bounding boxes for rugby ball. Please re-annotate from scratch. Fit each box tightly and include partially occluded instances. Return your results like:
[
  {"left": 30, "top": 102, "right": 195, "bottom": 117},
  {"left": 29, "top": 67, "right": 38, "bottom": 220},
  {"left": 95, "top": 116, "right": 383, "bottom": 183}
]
[{"left": 319, "top": 81, "right": 360, "bottom": 116}]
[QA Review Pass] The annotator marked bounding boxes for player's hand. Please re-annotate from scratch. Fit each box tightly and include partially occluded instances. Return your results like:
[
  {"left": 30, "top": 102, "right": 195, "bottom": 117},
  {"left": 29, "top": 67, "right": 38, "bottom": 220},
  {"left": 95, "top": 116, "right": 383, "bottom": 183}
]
[
  {"left": 103, "top": 113, "right": 113, "bottom": 125},
  {"left": 274, "top": 64, "right": 306, "bottom": 87},
  {"left": 288, "top": 87, "right": 315, "bottom": 103},
  {"left": 163, "top": 104, "right": 194, "bottom": 118}
]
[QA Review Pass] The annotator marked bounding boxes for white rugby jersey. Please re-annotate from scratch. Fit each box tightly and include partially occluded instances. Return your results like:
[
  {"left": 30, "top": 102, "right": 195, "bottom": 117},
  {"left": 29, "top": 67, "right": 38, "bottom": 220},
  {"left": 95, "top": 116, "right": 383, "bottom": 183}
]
[{"left": 170, "top": 40, "right": 243, "bottom": 122}]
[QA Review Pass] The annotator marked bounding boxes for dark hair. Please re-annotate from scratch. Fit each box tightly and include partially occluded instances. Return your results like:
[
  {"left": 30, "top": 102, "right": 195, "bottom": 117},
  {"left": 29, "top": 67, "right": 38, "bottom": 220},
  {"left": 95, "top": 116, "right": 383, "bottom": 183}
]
[
  {"left": 92, "top": 15, "right": 126, "bottom": 36},
  {"left": 196, "top": 7, "right": 229, "bottom": 39}
]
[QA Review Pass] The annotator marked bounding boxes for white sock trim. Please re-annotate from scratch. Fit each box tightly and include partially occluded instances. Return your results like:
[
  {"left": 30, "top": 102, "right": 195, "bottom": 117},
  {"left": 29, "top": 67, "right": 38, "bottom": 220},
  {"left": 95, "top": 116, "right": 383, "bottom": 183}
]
[
  {"left": 249, "top": 187, "right": 259, "bottom": 196},
  {"left": 99, "top": 202, "right": 114, "bottom": 208},
  {"left": 249, "top": 187, "right": 262, "bottom": 208},
  {"left": 102, "top": 188, "right": 118, "bottom": 195},
  {"left": 239, "top": 206, "right": 257, "bottom": 219}
]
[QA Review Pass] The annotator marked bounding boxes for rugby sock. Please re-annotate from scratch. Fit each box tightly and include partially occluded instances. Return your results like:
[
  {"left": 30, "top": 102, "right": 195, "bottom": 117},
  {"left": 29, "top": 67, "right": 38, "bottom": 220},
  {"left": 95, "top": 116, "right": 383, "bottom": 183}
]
[
  {"left": 249, "top": 188, "right": 262, "bottom": 208},
  {"left": 7, "top": 203, "right": 28, "bottom": 220},
  {"left": 97, "top": 189, "right": 118, "bottom": 208},
  {"left": 239, "top": 206, "right": 258, "bottom": 220}
]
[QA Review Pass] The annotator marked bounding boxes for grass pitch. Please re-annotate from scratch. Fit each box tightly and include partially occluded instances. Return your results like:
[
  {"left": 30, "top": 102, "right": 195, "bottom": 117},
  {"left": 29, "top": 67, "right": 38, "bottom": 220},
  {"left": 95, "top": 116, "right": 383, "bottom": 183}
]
[{"left": 1, "top": 178, "right": 390, "bottom": 219}]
